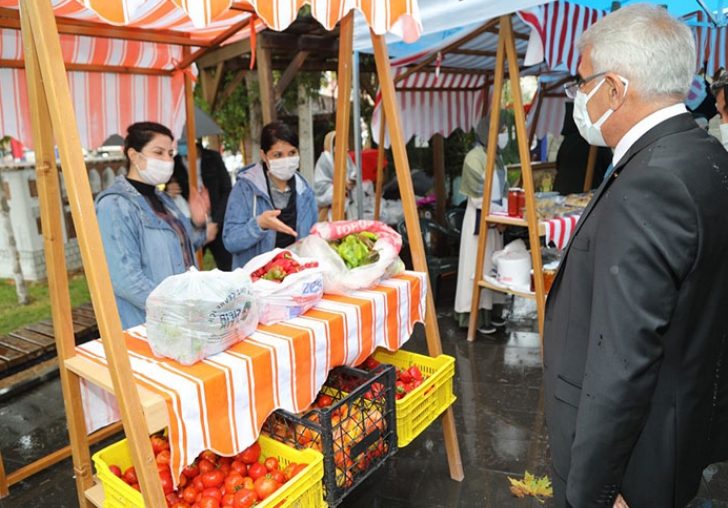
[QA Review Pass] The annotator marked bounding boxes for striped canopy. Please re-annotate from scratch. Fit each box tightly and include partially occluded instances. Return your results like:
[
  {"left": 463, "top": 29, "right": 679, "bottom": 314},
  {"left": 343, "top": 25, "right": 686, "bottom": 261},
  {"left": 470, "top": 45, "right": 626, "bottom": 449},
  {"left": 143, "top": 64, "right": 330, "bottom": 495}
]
[{"left": 0, "top": 0, "right": 422, "bottom": 149}]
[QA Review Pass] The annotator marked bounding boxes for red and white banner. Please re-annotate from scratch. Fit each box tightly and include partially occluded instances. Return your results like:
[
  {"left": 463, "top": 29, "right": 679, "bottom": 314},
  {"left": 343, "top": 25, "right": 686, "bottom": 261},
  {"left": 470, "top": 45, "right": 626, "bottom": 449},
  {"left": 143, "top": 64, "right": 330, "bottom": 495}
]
[{"left": 371, "top": 68, "right": 486, "bottom": 147}]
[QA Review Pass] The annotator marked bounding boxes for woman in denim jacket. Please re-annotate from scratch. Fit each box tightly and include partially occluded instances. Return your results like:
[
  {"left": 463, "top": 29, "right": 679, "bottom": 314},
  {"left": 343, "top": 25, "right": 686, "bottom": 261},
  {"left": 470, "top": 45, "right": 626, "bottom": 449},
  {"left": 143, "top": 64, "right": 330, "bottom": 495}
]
[
  {"left": 96, "top": 122, "right": 209, "bottom": 329},
  {"left": 223, "top": 121, "right": 317, "bottom": 269}
]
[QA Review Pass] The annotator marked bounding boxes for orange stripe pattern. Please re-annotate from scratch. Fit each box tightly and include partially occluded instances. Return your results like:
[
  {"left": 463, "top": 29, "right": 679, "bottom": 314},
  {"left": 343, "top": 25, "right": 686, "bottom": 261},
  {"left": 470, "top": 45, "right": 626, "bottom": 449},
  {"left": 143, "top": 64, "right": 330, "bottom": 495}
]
[{"left": 77, "top": 271, "right": 426, "bottom": 486}]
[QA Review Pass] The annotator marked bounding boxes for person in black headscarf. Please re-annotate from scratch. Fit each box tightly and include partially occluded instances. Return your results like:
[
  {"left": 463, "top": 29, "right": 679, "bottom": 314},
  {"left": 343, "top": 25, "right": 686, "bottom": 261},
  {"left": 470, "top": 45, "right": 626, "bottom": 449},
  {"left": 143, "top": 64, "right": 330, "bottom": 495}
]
[{"left": 553, "top": 102, "right": 612, "bottom": 194}]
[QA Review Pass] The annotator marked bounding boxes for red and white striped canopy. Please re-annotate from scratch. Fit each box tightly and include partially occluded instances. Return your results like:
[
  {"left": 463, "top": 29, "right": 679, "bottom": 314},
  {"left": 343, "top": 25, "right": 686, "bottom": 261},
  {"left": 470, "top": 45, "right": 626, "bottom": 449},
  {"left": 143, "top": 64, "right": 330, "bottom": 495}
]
[
  {"left": 371, "top": 68, "right": 486, "bottom": 148},
  {"left": 0, "top": 0, "right": 422, "bottom": 149},
  {"left": 688, "top": 10, "right": 728, "bottom": 74}
]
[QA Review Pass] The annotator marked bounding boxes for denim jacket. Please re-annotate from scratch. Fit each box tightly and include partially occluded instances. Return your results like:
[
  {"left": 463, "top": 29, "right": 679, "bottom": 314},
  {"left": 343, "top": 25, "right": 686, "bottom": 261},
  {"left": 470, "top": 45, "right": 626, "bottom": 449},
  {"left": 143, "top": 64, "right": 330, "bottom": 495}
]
[
  {"left": 95, "top": 176, "right": 207, "bottom": 329},
  {"left": 223, "top": 162, "right": 317, "bottom": 269}
]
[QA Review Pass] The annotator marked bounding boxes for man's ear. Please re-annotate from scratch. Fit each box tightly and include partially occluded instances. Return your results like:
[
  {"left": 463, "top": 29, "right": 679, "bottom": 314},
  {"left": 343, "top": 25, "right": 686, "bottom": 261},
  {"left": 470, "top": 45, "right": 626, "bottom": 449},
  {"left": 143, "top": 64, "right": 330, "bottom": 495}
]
[{"left": 606, "top": 73, "right": 627, "bottom": 110}]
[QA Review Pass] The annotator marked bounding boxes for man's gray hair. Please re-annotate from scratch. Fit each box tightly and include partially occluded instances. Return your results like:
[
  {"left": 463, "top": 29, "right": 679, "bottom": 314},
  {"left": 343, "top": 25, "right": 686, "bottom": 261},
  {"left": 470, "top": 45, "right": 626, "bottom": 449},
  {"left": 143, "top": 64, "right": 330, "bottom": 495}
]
[{"left": 577, "top": 3, "right": 695, "bottom": 103}]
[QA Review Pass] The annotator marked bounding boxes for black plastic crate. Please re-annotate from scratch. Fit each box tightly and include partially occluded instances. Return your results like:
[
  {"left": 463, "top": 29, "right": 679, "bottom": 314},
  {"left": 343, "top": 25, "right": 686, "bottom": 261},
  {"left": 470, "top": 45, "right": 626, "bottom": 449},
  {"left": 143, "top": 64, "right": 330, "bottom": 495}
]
[{"left": 262, "top": 363, "right": 397, "bottom": 506}]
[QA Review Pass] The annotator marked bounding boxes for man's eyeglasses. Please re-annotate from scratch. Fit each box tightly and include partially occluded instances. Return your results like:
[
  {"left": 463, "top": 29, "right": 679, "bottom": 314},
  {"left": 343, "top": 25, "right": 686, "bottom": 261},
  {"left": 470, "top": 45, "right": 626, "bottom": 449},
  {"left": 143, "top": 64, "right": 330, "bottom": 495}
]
[{"left": 563, "top": 72, "right": 608, "bottom": 99}]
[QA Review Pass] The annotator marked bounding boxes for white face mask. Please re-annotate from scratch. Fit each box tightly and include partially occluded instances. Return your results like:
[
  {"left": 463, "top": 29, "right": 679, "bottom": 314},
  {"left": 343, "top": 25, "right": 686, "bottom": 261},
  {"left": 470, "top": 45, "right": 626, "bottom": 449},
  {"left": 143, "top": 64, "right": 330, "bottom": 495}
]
[
  {"left": 572, "top": 78, "right": 615, "bottom": 147},
  {"left": 719, "top": 123, "right": 728, "bottom": 151},
  {"left": 498, "top": 132, "right": 509, "bottom": 150},
  {"left": 267, "top": 155, "right": 300, "bottom": 181},
  {"left": 135, "top": 152, "right": 174, "bottom": 186}
]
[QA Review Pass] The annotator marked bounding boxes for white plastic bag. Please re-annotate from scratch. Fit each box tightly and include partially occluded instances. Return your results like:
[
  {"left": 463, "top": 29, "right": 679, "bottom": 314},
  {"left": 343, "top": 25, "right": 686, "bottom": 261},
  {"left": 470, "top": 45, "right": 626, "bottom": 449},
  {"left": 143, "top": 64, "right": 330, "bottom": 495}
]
[
  {"left": 146, "top": 268, "right": 258, "bottom": 365},
  {"left": 293, "top": 220, "right": 404, "bottom": 295},
  {"left": 243, "top": 248, "right": 324, "bottom": 325}
]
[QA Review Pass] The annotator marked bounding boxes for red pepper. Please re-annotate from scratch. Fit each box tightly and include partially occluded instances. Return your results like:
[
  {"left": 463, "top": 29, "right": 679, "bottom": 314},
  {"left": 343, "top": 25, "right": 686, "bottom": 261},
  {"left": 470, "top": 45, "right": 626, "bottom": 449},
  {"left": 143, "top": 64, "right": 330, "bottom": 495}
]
[{"left": 407, "top": 365, "right": 424, "bottom": 382}]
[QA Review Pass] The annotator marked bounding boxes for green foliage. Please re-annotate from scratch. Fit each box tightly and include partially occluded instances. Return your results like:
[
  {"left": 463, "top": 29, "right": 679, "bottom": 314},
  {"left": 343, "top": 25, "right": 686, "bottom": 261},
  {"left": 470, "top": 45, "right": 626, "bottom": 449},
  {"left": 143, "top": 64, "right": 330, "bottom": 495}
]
[
  {"left": 195, "top": 71, "right": 251, "bottom": 153},
  {"left": 0, "top": 273, "right": 90, "bottom": 336}
]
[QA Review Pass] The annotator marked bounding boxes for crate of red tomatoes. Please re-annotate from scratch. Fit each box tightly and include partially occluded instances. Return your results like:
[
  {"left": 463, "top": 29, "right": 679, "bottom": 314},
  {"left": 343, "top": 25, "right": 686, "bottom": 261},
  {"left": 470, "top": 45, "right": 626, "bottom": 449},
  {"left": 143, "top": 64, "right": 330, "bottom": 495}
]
[
  {"left": 93, "top": 432, "right": 324, "bottom": 508},
  {"left": 261, "top": 363, "right": 397, "bottom": 506}
]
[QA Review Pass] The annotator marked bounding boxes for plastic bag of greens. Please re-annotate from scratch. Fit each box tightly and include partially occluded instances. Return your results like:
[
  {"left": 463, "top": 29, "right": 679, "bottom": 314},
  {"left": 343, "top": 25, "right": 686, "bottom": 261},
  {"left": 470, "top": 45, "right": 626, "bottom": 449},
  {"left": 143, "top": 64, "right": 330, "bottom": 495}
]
[
  {"left": 146, "top": 268, "right": 258, "bottom": 365},
  {"left": 292, "top": 220, "right": 404, "bottom": 295}
]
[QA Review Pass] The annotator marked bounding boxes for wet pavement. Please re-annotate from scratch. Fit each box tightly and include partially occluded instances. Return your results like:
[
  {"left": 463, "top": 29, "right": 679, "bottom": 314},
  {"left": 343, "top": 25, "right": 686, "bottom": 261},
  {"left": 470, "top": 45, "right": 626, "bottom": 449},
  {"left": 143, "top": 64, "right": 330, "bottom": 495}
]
[{"left": 1, "top": 282, "right": 727, "bottom": 507}]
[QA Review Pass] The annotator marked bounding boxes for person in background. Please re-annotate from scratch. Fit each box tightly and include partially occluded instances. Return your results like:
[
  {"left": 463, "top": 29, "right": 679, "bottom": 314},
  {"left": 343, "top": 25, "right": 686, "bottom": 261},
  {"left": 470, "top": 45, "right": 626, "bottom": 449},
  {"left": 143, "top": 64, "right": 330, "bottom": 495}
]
[
  {"left": 95, "top": 122, "right": 209, "bottom": 329},
  {"left": 167, "top": 140, "right": 233, "bottom": 271},
  {"left": 223, "top": 121, "right": 317, "bottom": 269},
  {"left": 314, "top": 130, "right": 357, "bottom": 221},
  {"left": 710, "top": 72, "right": 728, "bottom": 150},
  {"left": 453, "top": 114, "right": 508, "bottom": 335},
  {"left": 553, "top": 101, "right": 613, "bottom": 194},
  {"left": 546, "top": 5, "right": 728, "bottom": 507}
]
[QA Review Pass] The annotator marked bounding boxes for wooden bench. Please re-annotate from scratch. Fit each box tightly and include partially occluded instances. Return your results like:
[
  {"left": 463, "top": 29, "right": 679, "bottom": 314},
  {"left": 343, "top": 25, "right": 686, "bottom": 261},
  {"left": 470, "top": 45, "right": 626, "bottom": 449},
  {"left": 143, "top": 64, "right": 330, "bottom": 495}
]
[{"left": 0, "top": 302, "right": 98, "bottom": 378}]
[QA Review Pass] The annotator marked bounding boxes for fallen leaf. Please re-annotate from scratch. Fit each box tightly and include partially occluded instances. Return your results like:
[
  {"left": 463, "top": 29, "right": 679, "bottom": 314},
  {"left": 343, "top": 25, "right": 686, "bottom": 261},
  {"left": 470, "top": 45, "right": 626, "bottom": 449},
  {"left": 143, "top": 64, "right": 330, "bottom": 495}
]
[{"left": 507, "top": 471, "right": 553, "bottom": 504}]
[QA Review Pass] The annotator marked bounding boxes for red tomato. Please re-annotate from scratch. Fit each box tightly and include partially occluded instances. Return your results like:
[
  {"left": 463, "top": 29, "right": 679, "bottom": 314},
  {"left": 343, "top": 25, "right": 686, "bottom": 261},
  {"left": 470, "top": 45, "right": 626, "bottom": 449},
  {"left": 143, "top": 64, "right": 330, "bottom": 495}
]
[
  {"left": 150, "top": 433, "right": 170, "bottom": 454},
  {"left": 123, "top": 466, "right": 138, "bottom": 485},
  {"left": 201, "top": 487, "right": 222, "bottom": 502},
  {"left": 230, "top": 461, "right": 246, "bottom": 475},
  {"left": 159, "top": 471, "right": 175, "bottom": 495},
  {"left": 182, "top": 486, "right": 199, "bottom": 504},
  {"left": 198, "top": 496, "right": 221, "bottom": 508},
  {"left": 263, "top": 457, "right": 279, "bottom": 472},
  {"left": 224, "top": 473, "right": 244, "bottom": 494},
  {"left": 130, "top": 483, "right": 141, "bottom": 492},
  {"left": 198, "top": 459, "right": 215, "bottom": 474},
  {"left": 182, "top": 463, "right": 200, "bottom": 478},
  {"left": 240, "top": 476, "right": 255, "bottom": 491},
  {"left": 232, "top": 489, "right": 258, "bottom": 508},
  {"left": 246, "top": 462, "right": 267, "bottom": 481},
  {"left": 193, "top": 476, "right": 206, "bottom": 493},
  {"left": 201, "top": 469, "right": 225, "bottom": 489},
  {"left": 157, "top": 462, "right": 171, "bottom": 476},
  {"left": 290, "top": 463, "right": 308, "bottom": 478},
  {"left": 283, "top": 462, "right": 298, "bottom": 481},
  {"left": 199, "top": 450, "right": 218, "bottom": 465},
  {"left": 165, "top": 492, "right": 181, "bottom": 507},
  {"left": 254, "top": 475, "right": 281, "bottom": 500},
  {"left": 172, "top": 503, "right": 191, "bottom": 508},
  {"left": 316, "top": 394, "right": 333, "bottom": 408},
  {"left": 270, "top": 470, "right": 285, "bottom": 484},
  {"left": 109, "top": 464, "right": 123, "bottom": 478},
  {"left": 221, "top": 493, "right": 235, "bottom": 507},
  {"left": 156, "top": 449, "right": 171, "bottom": 465},
  {"left": 218, "top": 456, "right": 232, "bottom": 467},
  {"left": 217, "top": 463, "right": 231, "bottom": 478},
  {"left": 236, "top": 442, "right": 261, "bottom": 464},
  {"left": 177, "top": 473, "right": 189, "bottom": 489}
]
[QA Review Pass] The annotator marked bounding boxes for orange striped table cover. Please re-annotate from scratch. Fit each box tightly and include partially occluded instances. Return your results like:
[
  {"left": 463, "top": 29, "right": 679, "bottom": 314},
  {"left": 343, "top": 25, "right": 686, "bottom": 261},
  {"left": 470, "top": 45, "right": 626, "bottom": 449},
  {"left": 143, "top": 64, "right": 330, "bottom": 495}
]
[{"left": 77, "top": 271, "right": 426, "bottom": 485}]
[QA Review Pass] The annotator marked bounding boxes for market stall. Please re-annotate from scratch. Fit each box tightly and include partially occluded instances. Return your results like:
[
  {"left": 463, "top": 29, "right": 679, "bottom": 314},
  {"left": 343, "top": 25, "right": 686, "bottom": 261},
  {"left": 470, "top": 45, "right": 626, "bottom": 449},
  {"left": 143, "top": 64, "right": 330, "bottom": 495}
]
[{"left": 11, "top": 1, "right": 464, "bottom": 507}]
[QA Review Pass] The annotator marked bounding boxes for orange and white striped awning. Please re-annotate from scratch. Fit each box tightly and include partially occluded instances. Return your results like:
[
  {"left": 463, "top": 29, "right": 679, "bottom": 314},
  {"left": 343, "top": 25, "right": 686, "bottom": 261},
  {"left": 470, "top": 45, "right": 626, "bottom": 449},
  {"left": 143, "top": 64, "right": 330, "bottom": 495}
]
[{"left": 0, "top": 0, "right": 422, "bottom": 149}]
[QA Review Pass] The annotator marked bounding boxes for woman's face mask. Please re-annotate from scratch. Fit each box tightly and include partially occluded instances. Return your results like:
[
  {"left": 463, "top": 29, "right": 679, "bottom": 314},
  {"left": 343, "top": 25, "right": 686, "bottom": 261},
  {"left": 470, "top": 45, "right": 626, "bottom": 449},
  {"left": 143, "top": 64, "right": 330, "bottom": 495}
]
[
  {"left": 135, "top": 152, "right": 174, "bottom": 186},
  {"left": 267, "top": 156, "right": 300, "bottom": 181}
]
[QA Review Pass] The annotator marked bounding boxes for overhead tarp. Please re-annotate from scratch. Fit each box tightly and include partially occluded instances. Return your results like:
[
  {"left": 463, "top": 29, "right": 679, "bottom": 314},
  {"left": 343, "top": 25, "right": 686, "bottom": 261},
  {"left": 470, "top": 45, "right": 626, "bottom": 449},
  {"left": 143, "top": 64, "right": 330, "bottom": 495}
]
[{"left": 0, "top": 0, "right": 422, "bottom": 149}]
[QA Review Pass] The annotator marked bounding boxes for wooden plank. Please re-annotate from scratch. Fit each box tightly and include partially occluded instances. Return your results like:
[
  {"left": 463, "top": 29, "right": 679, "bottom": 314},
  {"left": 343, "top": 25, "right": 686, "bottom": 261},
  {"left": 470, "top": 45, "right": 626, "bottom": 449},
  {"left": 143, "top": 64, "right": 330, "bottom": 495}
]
[
  {"left": 371, "top": 29, "right": 464, "bottom": 483},
  {"left": 71, "top": 314, "right": 97, "bottom": 328},
  {"left": 257, "top": 39, "right": 276, "bottom": 124},
  {"left": 0, "top": 334, "right": 43, "bottom": 357},
  {"left": 0, "top": 344, "right": 27, "bottom": 368},
  {"left": 23, "top": 321, "right": 57, "bottom": 337},
  {"left": 332, "top": 12, "right": 354, "bottom": 221},
  {"left": 71, "top": 306, "right": 97, "bottom": 319},
  {"left": 274, "top": 50, "right": 309, "bottom": 100},
  {"left": 0, "top": 357, "right": 8, "bottom": 374},
  {"left": 76, "top": 302, "right": 95, "bottom": 311},
  {"left": 40, "top": 317, "right": 85, "bottom": 335}
]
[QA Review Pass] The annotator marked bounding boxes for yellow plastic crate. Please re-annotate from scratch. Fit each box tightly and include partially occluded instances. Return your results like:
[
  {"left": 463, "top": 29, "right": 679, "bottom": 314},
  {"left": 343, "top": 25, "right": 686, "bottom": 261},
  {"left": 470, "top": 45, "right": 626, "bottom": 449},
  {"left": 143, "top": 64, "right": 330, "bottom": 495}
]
[
  {"left": 372, "top": 348, "right": 456, "bottom": 447},
  {"left": 93, "top": 434, "right": 325, "bottom": 508}
]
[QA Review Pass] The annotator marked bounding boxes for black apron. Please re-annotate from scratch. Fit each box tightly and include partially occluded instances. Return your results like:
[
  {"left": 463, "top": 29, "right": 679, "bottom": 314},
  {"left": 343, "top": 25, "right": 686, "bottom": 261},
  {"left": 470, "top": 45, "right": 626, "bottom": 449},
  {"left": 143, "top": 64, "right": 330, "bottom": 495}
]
[{"left": 267, "top": 173, "right": 298, "bottom": 249}]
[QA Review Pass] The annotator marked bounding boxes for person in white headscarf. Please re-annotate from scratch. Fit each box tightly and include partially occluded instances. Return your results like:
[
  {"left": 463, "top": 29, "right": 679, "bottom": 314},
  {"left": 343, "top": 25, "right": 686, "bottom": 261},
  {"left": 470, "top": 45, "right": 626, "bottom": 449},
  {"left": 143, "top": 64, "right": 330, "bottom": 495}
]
[
  {"left": 453, "top": 114, "right": 509, "bottom": 335},
  {"left": 313, "top": 130, "right": 358, "bottom": 221}
]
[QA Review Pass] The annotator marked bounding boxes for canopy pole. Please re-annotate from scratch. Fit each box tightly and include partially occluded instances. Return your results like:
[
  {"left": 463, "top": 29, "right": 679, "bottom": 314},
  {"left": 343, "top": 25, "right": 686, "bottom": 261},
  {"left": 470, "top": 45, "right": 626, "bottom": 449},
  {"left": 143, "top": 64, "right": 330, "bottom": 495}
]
[
  {"left": 370, "top": 28, "right": 464, "bottom": 483},
  {"left": 332, "top": 12, "right": 354, "bottom": 221},
  {"left": 21, "top": 1, "right": 168, "bottom": 506},
  {"left": 374, "top": 111, "right": 386, "bottom": 221},
  {"left": 583, "top": 145, "right": 598, "bottom": 192},
  {"left": 353, "top": 50, "right": 364, "bottom": 219},
  {"left": 183, "top": 47, "right": 203, "bottom": 268}
]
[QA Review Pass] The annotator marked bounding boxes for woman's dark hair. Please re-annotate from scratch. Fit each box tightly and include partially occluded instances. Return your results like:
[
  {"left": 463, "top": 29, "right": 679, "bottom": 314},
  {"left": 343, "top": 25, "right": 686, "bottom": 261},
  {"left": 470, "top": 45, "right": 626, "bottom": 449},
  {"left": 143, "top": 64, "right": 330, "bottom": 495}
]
[
  {"left": 260, "top": 121, "right": 299, "bottom": 153},
  {"left": 123, "top": 122, "right": 174, "bottom": 167}
]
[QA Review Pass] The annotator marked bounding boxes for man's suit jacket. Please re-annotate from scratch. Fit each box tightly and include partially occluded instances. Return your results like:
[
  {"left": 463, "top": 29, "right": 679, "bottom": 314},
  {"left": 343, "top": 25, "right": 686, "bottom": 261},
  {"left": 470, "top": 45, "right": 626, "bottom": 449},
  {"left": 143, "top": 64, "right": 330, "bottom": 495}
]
[
  {"left": 172, "top": 148, "right": 232, "bottom": 226},
  {"left": 543, "top": 113, "right": 728, "bottom": 508}
]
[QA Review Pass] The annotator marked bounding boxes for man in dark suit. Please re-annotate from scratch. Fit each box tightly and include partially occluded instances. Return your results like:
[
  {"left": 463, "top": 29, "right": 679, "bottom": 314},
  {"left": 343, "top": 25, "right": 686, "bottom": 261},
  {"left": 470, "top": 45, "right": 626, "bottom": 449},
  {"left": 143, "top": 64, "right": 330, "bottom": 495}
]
[
  {"left": 544, "top": 5, "right": 728, "bottom": 508},
  {"left": 171, "top": 142, "right": 233, "bottom": 270}
]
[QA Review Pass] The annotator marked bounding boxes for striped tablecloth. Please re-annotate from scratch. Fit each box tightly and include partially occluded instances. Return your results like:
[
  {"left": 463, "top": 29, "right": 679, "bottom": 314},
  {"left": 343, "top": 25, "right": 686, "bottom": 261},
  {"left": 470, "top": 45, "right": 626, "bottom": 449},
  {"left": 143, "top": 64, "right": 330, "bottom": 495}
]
[
  {"left": 542, "top": 214, "right": 581, "bottom": 249},
  {"left": 77, "top": 271, "right": 426, "bottom": 485}
]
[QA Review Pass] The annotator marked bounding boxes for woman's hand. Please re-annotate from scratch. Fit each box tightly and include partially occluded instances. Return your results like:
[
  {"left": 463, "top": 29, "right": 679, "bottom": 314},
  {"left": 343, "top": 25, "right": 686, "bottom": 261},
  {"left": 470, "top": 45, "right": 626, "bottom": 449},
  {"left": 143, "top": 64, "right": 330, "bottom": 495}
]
[
  {"left": 257, "top": 209, "right": 297, "bottom": 237},
  {"left": 613, "top": 494, "right": 629, "bottom": 508},
  {"left": 205, "top": 222, "right": 218, "bottom": 245},
  {"left": 166, "top": 181, "right": 182, "bottom": 198},
  {"left": 188, "top": 185, "right": 211, "bottom": 228}
]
